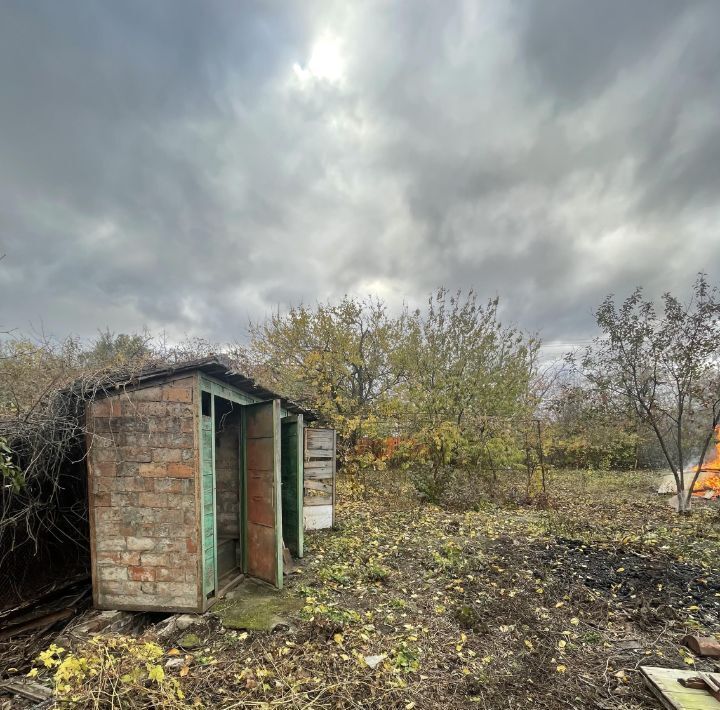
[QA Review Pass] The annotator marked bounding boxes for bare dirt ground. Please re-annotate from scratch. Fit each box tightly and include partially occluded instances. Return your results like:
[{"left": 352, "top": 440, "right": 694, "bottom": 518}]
[{"left": 6, "top": 470, "right": 720, "bottom": 709}]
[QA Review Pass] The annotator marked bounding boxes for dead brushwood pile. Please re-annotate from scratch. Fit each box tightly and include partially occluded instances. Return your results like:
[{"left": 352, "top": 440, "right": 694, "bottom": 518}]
[
  {"left": 0, "top": 343, "right": 217, "bottom": 612},
  {"left": 7, "top": 470, "right": 719, "bottom": 709}
]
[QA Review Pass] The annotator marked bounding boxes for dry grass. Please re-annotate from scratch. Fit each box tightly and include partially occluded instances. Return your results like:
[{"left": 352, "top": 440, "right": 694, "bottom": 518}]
[{"left": 10, "top": 469, "right": 720, "bottom": 709}]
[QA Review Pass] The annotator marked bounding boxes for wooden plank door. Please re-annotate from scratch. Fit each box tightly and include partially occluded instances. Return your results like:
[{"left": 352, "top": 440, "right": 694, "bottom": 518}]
[
  {"left": 243, "top": 400, "right": 283, "bottom": 588},
  {"left": 303, "top": 428, "right": 336, "bottom": 530},
  {"left": 201, "top": 414, "right": 216, "bottom": 597},
  {"left": 281, "top": 414, "right": 304, "bottom": 558}
]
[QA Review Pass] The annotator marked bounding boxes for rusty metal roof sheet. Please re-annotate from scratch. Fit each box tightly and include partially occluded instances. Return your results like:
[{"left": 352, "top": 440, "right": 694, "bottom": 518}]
[{"left": 74, "top": 355, "right": 318, "bottom": 421}]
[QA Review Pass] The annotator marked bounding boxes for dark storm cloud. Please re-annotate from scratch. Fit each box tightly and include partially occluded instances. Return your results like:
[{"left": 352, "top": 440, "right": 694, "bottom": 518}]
[
  {"left": 519, "top": 0, "right": 685, "bottom": 106},
  {"left": 1, "top": 0, "right": 719, "bottom": 348}
]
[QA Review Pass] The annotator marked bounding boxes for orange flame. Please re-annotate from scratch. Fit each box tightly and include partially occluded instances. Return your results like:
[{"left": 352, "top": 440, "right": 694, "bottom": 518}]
[{"left": 692, "top": 426, "right": 720, "bottom": 498}]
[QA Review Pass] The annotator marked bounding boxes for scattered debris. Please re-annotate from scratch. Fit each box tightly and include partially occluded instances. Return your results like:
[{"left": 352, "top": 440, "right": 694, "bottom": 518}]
[
  {"left": 3, "top": 470, "right": 719, "bottom": 708},
  {"left": 0, "top": 607, "right": 77, "bottom": 640},
  {"left": 658, "top": 473, "right": 679, "bottom": 494},
  {"left": 680, "top": 672, "right": 720, "bottom": 702},
  {"left": 683, "top": 635, "right": 720, "bottom": 659},
  {"left": 175, "top": 614, "right": 201, "bottom": 632},
  {"left": 615, "top": 638, "right": 643, "bottom": 650},
  {"left": 642, "top": 666, "right": 720, "bottom": 709},
  {"left": 0, "top": 679, "right": 52, "bottom": 703},
  {"left": 363, "top": 654, "right": 386, "bottom": 669}
]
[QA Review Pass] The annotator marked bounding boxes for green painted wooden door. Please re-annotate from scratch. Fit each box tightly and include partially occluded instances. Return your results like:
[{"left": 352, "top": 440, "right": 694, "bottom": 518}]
[
  {"left": 201, "top": 414, "right": 216, "bottom": 597},
  {"left": 281, "top": 415, "right": 304, "bottom": 558},
  {"left": 243, "top": 400, "right": 283, "bottom": 588}
]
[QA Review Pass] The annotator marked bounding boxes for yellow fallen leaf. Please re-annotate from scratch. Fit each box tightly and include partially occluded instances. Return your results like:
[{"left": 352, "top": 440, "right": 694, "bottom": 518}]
[
  {"left": 180, "top": 666, "right": 190, "bottom": 677},
  {"left": 333, "top": 633, "right": 344, "bottom": 645},
  {"left": 556, "top": 664, "right": 567, "bottom": 673},
  {"left": 167, "top": 648, "right": 181, "bottom": 656}
]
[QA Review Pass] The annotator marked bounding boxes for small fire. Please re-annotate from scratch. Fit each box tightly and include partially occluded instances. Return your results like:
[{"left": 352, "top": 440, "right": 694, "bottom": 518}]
[{"left": 692, "top": 426, "right": 720, "bottom": 499}]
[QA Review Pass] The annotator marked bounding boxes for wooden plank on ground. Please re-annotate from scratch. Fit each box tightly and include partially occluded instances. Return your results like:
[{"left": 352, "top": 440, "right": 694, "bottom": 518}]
[{"left": 641, "top": 666, "right": 720, "bottom": 710}]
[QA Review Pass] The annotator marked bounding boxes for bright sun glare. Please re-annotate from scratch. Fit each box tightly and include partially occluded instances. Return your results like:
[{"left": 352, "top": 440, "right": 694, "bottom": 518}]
[{"left": 293, "top": 34, "right": 344, "bottom": 83}]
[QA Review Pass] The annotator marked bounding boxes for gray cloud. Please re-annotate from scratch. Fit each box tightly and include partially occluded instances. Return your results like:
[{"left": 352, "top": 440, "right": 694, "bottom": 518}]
[{"left": 1, "top": 0, "right": 719, "bottom": 349}]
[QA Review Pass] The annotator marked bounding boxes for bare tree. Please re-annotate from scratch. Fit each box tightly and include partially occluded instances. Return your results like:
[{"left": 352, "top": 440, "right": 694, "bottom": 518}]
[{"left": 584, "top": 274, "right": 720, "bottom": 513}]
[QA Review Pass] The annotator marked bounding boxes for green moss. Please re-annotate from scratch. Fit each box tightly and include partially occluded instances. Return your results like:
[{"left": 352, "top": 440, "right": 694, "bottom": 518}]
[
  {"left": 178, "top": 632, "right": 202, "bottom": 649},
  {"left": 214, "top": 579, "right": 303, "bottom": 631}
]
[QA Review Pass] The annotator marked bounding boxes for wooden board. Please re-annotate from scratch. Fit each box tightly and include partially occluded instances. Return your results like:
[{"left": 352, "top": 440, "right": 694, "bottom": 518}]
[
  {"left": 201, "top": 415, "right": 216, "bottom": 597},
  {"left": 305, "top": 429, "right": 334, "bottom": 453},
  {"left": 641, "top": 666, "right": 720, "bottom": 710},
  {"left": 243, "top": 400, "right": 282, "bottom": 588},
  {"left": 303, "top": 428, "right": 336, "bottom": 529},
  {"left": 281, "top": 415, "right": 304, "bottom": 558},
  {"left": 304, "top": 505, "right": 333, "bottom": 530}
]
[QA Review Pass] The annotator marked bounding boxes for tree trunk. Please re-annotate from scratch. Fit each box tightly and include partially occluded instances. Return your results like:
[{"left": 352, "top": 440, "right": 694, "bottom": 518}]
[{"left": 675, "top": 475, "right": 692, "bottom": 514}]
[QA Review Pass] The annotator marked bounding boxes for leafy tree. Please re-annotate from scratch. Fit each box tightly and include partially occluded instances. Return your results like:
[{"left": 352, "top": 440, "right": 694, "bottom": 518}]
[
  {"left": 237, "top": 296, "right": 411, "bottom": 452},
  {"left": 584, "top": 274, "right": 720, "bottom": 513},
  {"left": 82, "top": 329, "right": 152, "bottom": 367},
  {"left": 400, "top": 289, "right": 540, "bottom": 500},
  {"left": 545, "top": 381, "right": 641, "bottom": 471}
]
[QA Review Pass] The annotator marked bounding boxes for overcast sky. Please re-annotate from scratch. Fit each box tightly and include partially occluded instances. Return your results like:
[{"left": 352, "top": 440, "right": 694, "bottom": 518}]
[{"left": 1, "top": 1, "right": 719, "bottom": 351}]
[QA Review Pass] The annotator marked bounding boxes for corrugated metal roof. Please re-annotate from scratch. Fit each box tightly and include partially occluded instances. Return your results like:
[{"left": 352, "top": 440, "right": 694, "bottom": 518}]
[{"left": 77, "top": 355, "right": 318, "bottom": 421}]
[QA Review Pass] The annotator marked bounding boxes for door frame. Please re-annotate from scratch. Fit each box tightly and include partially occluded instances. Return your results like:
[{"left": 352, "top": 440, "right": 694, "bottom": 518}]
[
  {"left": 198, "top": 374, "right": 287, "bottom": 596},
  {"left": 281, "top": 414, "right": 304, "bottom": 559},
  {"left": 242, "top": 398, "right": 284, "bottom": 588}
]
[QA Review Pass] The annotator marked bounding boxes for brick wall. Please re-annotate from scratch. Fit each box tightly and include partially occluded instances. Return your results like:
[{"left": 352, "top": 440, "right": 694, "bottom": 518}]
[
  {"left": 87, "top": 375, "right": 199, "bottom": 611},
  {"left": 215, "top": 411, "right": 240, "bottom": 539}
]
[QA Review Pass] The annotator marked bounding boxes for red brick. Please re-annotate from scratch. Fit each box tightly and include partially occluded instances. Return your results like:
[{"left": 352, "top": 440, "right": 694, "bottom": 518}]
[
  {"left": 121, "top": 447, "right": 153, "bottom": 463},
  {"left": 126, "top": 537, "right": 155, "bottom": 551},
  {"left": 152, "top": 448, "right": 182, "bottom": 463},
  {"left": 163, "top": 387, "right": 193, "bottom": 403},
  {"left": 94, "top": 462, "right": 118, "bottom": 477},
  {"left": 127, "top": 386, "right": 163, "bottom": 402},
  {"left": 96, "top": 551, "right": 141, "bottom": 566},
  {"left": 167, "top": 463, "right": 193, "bottom": 478},
  {"left": 186, "top": 537, "right": 197, "bottom": 554},
  {"left": 139, "top": 463, "right": 167, "bottom": 477},
  {"left": 155, "top": 566, "right": 185, "bottom": 582},
  {"left": 138, "top": 492, "right": 168, "bottom": 508},
  {"left": 91, "top": 398, "right": 120, "bottom": 417},
  {"left": 110, "top": 492, "right": 137, "bottom": 508},
  {"left": 129, "top": 566, "right": 156, "bottom": 582},
  {"left": 135, "top": 402, "right": 167, "bottom": 416},
  {"left": 154, "top": 478, "right": 183, "bottom": 493},
  {"left": 155, "top": 509, "right": 183, "bottom": 524},
  {"left": 94, "top": 446, "right": 120, "bottom": 462},
  {"left": 98, "top": 566, "right": 127, "bottom": 581},
  {"left": 94, "top": 493, "right": 111, "bottom": 507}
]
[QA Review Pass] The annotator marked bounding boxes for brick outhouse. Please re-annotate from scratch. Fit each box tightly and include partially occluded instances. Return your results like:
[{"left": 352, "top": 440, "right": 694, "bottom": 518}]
[{"left": 85, "top": 356, "right": 315, "bottom": 613}]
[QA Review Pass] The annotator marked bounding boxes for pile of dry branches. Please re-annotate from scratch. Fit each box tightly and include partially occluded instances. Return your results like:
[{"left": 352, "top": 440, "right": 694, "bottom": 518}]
[{"left": 0, "top": 333, "right": 220, "bottom": 609}]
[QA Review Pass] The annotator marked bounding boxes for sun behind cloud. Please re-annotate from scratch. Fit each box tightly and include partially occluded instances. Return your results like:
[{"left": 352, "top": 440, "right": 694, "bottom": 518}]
[{"left": 293, "top": 33, "right": 345, "bottom": 84}]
